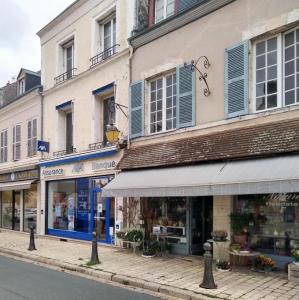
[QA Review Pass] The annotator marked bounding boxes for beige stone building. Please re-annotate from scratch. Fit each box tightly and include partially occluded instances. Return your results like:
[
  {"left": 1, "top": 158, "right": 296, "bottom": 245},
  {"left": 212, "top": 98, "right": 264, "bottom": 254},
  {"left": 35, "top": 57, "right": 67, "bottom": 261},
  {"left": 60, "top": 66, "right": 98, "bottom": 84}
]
[
  {"left": 0, "top": 69, "right": 41, "bottom": 234},
  {"left": 103, "top": 0, "right": 299, "bottom": 267},
  {"left": 37, "top": 0, "right": 134, "bottom": 242}
]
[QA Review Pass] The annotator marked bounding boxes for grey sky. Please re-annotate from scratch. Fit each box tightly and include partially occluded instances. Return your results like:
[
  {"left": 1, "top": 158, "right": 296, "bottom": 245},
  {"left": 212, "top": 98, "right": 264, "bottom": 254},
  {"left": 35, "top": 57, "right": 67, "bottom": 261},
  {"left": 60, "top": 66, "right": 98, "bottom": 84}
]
[{"left": 0, "top": 0, "right": 74, "bottom": 87}]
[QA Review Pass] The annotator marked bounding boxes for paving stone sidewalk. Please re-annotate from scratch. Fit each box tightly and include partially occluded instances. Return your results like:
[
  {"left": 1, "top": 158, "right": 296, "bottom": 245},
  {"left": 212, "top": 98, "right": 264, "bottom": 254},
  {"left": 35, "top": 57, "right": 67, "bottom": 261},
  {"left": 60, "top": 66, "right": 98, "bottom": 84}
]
[{"left": 0, "top": 230, "right": 298, "bottom": 300}]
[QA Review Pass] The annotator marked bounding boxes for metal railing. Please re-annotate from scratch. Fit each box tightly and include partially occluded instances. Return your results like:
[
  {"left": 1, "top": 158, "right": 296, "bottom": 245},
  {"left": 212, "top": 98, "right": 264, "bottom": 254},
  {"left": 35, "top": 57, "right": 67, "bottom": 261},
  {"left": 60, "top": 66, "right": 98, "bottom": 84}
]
[
  {"left": 88, "top": 142, "right": 103, "bottom": 151},
  {"left": 90, "top": 44, "right": 120, "bottom": 67},
  {"left": 53, "top": 147, "right": 77, "bottom": 157},
  {"left": 54, "top": 68, "right": 77, "bottom": 85}
]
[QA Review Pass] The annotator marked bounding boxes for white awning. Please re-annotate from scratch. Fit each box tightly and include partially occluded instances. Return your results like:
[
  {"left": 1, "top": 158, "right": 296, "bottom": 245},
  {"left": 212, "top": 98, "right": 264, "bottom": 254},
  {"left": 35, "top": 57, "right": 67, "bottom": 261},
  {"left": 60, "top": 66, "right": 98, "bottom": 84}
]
[
  {"left": 0, "top": 180, "right": 35, "bottom": 191},
  {"left": 102, "top": 156, "right": 299, "bottom": 197}
]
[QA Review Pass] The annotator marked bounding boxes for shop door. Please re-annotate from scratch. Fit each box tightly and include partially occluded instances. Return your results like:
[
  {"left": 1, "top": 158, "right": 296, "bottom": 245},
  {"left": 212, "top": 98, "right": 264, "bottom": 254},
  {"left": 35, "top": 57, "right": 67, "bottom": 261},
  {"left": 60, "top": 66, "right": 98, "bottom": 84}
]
[
  {"left": 90, "top": 188, "right": 114, "bottom": 244},
  {"left": 190, "top": 197, "right": 213, "bottom": 255},
  {"left": 13, "top": 191, "right": 21, "bottom": 231}
]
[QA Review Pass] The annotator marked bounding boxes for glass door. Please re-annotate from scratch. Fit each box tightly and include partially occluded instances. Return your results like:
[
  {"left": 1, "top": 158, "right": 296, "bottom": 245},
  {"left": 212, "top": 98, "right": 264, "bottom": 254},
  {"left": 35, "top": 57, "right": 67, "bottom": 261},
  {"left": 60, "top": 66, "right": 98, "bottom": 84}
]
[
  {"left": 190, "top": 197, "right": 213, "bottom": 255},
  {"left": 13, "top": 191, "right": 21, "bottom": 231},
  {"left": 91, "top": 188, "right": 113, "bottom": 243}
]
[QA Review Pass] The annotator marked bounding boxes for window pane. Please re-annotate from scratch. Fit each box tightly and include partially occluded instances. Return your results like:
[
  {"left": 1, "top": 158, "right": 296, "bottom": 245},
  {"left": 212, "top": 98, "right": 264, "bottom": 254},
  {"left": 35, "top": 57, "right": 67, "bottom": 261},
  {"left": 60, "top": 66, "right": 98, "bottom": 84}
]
[
  {"left": 267, "top": 51, "right": 277, "bottom": 66},
  {"left": 267, "top": 38, "right": 277, "bottom": 51},
  {"left": 157, "top": 111, "right": 162, "bottom": 121},
  {"left": 166, "top": 98, "right": 172, "bottom": 108},
  {"left": 285, "top": 46, "right": 295, "bottom": 61},
  {"left": 285, "top": 31, "right": 294, "bottom": 47},
  {"left": 157, "top": 122, "right": 162, "bottom": 132},
  {"left": 157, "top": 100, "right": 162, "bottom": 110},
  {"left": 267, "top": 80, "right": 277, "bottom": 94},
  {"left": 150, "top": 124, "right": 156, "bottom": 133},
  {"left": 256, "top": 41, "right": 266, "bottom": 55},
  {"left": 267, "top": 94, "right": 277, "bottom": 108},
  {"left": 256, "top": 83, "right": 265, "bottom": 97},
  {"left": 150, "top": 113, "right": 156, "bottom": 123},
  {"left": 297, "top": 74, "right": 299, "bottom": 88},
  {"left": 256, "top": 97, "right": 265, "bottom": 110},
  {"left": 151, "top": 102, "right": 156, "bottom": 111},
  {"left": 166, "top": 120, "right": 173, "bottom": 131},
  {"left": 285, "top": 61, "right": 295, "bottom": 76},
  {"left": 296, "top": 29, "right": 299, "bottom": 42},
  {"left": 285, "top": 90, "right": 295, "bottom": 106},
  {"left": 267, "top": 65, "right": 277, "bottom": 80},
  {"left": 285, "top": 75, "right": 295, "bottom": 91},
  {"left": 256, "top": 69, "right": 265, "bottom": 83},
  {"left": 157, "top": 78, "right": 163, "bottom": 89},
  {"left": 297, "top": 88, "right": 299, "bottom": 103},
  {"left": 151, "top": 91, "right": 156, "bottom": 102},
  {"left": 256, "top": 55, "right": 265, "bottom": 69}
]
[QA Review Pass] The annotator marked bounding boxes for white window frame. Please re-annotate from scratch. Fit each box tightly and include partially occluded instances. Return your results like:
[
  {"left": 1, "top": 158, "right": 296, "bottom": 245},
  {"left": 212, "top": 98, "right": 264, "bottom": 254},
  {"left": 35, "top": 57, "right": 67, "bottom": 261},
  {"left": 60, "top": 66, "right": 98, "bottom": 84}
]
[
  {"left": 63, "top": 40, "right": 74, "bottom": 73},
  {"left": 155, "top": 0, "right": 175, "bottom": 24},
  {"left": 27, "top": 118, "right": 37, "bottom": 157},
  {"left": 101, "top": 15, "right": 116, "bottom": 53},
  {"left": 13, "top": 124, "right": 21, "bottom": 161},
  {"left": 0, "top": 129, "right": 8, "bottom": 163},
  {"left": 149, "top": 72, "right": 177, "bottom": 134},
  {"left": 19, "top": 78, "right": 25, "bottom": 95},
  {"left": 253, "top": 34, "right": 282, "bottom": 113},
  {"left": 282, "top": 26, "right": 299, "bottom": 107}
]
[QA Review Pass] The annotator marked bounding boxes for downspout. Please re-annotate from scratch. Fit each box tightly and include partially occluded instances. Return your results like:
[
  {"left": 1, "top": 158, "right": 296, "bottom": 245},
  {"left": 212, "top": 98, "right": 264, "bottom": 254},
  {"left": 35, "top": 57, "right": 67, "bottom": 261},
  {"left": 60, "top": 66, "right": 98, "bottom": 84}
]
[
  {"left": 127, "top": 43, "right": 134, "bottom": 150},
  {"left": 38, "top": 86, "right": 44, "bottom": 159}
]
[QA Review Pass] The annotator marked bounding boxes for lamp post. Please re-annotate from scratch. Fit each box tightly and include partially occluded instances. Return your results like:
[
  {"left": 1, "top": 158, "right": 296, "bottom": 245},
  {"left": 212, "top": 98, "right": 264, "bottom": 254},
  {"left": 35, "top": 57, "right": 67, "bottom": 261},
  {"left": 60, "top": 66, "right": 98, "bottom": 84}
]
[{"left": 105, "top": 124, "right": 120, "bottom": 144}]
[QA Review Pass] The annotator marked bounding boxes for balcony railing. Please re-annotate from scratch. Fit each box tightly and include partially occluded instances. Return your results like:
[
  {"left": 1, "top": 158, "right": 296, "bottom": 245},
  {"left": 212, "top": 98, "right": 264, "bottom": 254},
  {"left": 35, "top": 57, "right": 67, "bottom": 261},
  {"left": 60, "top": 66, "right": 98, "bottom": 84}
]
[
  {"left": 54, "top": 68, "right": 77, "bottom": 85},
  {"left": 88, "top": 142, "right": 103, "bottom": 151},
  {"left": 90, "top": 44, "right": 120, "bottom": 67},
  {"left": 53, "top": 147, "right": 77, "bottom": 157}
]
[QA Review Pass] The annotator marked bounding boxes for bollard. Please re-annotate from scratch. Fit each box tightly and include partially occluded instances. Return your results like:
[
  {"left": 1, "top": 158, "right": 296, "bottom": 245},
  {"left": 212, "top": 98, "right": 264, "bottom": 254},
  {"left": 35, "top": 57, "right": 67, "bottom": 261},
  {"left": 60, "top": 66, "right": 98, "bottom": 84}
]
[
  {"left": 28, "top": 226, "right": 37, "bottom": 251},
  {"left": 200, "top": 242, "right": 217, "bottom": 289},
  {"left": 90, "top": 232, "right": 100, "bottom": 264}
]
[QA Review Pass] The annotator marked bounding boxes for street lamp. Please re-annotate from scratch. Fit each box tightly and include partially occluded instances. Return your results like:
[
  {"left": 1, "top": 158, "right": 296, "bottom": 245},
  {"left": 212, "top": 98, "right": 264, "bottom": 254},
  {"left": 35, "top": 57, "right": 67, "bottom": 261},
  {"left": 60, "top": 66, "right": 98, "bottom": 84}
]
[{"left": 105, "top": 102, "right": 128, "bottom": 144}]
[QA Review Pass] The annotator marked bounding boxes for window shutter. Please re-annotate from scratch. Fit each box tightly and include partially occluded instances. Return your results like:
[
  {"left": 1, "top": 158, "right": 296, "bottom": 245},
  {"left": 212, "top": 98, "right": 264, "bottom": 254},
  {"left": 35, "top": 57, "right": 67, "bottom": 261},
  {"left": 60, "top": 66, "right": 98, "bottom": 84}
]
[
  {"left": 28, "top": 121, "right": 32, "bottom": 157},
  {"left": 16, "top": 125, "right": 21, "bottom": 160},
  {"left": 224, "top": 40, "right": 249, "bottom": 118},
  {"left": 129, "top": 80, "right": 144, "bottom": 139},
  {"left": 176, "top": 64, "right": 195, "bottom": 129},
  {"left": 4, "top": 130, "right": 7, "bottom": 162}
]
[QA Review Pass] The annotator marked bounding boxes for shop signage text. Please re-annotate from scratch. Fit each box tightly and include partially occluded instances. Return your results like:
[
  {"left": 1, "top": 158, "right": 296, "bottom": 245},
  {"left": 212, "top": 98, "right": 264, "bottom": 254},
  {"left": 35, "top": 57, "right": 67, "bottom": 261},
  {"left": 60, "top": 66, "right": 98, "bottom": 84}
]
[
  {"left": 0, "top": 169, "right": 39, "bottom": 183},
  {"left": 92, "top": 160, "right": 116, "bottom": 171},
  {"left": 42, "top": 169, "right": 64, "bottom": 176}
]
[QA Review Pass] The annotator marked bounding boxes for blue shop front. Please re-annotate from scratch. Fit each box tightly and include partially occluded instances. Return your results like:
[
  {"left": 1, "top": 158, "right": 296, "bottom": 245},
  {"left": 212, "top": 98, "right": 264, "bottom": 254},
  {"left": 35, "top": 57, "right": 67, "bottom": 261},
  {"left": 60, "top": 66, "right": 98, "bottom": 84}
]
[{"left": 40, "top": 148, "right": 121, "bottom": 243}]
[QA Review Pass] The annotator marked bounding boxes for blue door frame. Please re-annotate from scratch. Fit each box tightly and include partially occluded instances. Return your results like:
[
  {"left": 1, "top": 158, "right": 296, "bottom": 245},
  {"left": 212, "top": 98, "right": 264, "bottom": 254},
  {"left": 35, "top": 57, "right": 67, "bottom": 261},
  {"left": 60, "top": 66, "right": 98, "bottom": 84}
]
[{"left": 90, "top": 188, "right": 111, "bottom": 244}]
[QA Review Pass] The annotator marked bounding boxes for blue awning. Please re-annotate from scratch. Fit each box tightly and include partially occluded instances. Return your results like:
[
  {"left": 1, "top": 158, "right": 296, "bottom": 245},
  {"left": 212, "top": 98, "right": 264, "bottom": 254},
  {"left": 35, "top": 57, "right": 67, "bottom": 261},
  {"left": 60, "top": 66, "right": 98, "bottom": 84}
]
[
  {"left": 56, "top": 100, "right": 72, "bottom": 110},
  {"left": 92, "top": 82, "right": 114, "bottom": 95}
]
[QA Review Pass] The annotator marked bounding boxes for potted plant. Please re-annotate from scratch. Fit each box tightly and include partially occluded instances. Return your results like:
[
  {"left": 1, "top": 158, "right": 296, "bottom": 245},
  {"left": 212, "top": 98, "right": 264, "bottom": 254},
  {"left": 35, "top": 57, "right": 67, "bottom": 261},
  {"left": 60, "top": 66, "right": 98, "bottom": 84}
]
[
  {"left": 229, "top": 212, "right": 250, "bottom": 245},
  {"left": 291, "top": 249, "right": 299, "bottom": 266},
  {"left": 211, "top": 230, "right": 228, "bottom": 242},
  {"left": 253, "top": 255, "right": 276, "bottom": 272},
  {"left": 230, "top": 243, "right": 241, "bottom": 253},
  {"left": 216, "top": 260, "right": 231, "bottom": 272}
]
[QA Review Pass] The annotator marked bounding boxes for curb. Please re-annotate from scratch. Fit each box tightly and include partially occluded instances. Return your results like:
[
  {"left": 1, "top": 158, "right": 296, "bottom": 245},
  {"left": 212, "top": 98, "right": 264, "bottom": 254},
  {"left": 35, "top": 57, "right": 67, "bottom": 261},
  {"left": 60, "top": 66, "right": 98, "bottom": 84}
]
[{"left": 0, "top": 247, "right": 221, "bottom": 300}]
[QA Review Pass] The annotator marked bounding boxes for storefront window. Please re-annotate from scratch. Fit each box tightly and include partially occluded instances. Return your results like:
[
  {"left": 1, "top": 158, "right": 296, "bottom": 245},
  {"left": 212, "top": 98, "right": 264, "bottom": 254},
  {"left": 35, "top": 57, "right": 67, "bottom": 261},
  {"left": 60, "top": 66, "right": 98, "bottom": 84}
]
[
  {"left": 235, "top": 194, "right": 299, "bottom": 256},
  {"left": 24, "top": 184, "right": 37, "bottom": 232},
  {"left": 2, "top": 191, "right": 13, "bottom": 229},
  {"left": 143, "top": 197, "right": 187, "bottom": 245},
  {"left": 48, "top": 180, "right": 76, "bottom": 231}
]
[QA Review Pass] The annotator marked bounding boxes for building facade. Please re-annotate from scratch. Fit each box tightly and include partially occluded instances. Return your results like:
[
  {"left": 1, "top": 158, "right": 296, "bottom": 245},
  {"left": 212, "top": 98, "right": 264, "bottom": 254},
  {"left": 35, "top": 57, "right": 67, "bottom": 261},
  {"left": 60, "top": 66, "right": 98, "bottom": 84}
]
[
  {"left": 0, "top": 69, "right": 42, "bottom": 234},
  {"left": 103, "top": 0, "right": 299, "bottom": 267},
  {"left": 37, "top": 0, "right": 134, "bottom": 242}
]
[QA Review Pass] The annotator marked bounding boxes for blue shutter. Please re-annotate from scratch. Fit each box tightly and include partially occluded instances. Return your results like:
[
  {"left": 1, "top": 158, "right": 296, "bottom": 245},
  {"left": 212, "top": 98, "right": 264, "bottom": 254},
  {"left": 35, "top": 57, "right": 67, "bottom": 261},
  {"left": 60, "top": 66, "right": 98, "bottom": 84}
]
[
  {"left": 224, "top": 40, "right": 249, "bottom": 118},
  {"left": 176, "top": 64, "right": 195, "bottom": 129},
  {"left": 129, "top": 80, "right": 144, "bottom": 139}
]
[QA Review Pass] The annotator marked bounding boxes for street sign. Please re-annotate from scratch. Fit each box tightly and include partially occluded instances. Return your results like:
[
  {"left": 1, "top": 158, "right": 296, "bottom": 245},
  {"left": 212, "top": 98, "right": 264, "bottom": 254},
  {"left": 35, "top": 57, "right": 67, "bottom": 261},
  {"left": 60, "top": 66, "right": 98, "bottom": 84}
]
[{"left": 37, "top": 140, "right": 50, "bottom": 152}]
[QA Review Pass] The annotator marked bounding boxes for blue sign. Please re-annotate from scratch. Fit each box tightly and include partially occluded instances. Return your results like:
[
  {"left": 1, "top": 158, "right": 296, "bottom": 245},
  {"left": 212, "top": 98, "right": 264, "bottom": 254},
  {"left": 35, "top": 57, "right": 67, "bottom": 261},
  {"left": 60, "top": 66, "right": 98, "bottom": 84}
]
[{"left": 37, "top": 140, "right": 50, "bottom": 152}]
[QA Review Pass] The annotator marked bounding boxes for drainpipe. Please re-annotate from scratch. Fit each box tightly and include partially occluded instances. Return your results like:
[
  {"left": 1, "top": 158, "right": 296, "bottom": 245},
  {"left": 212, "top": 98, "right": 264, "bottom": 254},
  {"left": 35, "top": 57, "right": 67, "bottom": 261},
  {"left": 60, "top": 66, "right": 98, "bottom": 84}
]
[
  {"left": 38, "top": 86, "right": 44, "bottom": 158},
  {"left": 127, "top": 43, "right": 134, "bottom": 150}
]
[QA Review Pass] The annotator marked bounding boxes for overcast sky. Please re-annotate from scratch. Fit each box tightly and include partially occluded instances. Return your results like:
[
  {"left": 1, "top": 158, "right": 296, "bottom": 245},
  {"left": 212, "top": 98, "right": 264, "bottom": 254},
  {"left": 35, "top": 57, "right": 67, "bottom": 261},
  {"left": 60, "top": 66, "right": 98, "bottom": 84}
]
[{"left": 0, "top": 0, "right": 74, "bottom": 87}]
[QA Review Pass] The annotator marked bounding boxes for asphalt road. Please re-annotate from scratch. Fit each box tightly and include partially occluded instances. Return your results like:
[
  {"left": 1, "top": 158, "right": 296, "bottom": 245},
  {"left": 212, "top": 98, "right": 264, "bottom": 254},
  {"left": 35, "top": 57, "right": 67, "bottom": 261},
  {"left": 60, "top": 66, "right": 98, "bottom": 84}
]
[{"left": 0, "top": 255, "right": 159, "bottom": 300}]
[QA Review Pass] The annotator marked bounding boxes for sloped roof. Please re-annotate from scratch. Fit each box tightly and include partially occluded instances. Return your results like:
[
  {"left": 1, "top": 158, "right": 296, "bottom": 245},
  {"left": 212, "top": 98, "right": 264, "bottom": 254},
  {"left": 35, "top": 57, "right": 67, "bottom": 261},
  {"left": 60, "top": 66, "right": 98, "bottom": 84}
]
[{"left": 118, "top": 118, "right": 299, "bottom": 170}]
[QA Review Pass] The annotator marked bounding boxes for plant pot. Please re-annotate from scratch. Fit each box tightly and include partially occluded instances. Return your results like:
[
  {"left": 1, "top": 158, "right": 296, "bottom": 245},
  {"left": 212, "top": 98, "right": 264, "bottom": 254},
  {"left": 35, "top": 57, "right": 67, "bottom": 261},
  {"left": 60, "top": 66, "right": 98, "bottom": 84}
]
[
  {"left": 293, "top": 261, "right": 299, "bottom": 266},
  {"left": 216, "top": 267, "right": 231, "bottom": 272},
  {"left": 213, "top": 237, "right": 227, "bottom": 242},
  {"left": 142, "top": 254, "right": 155, "bottom": 258},
  {"left": 234, "top": 234, "right": 247, "bottom": 245}
]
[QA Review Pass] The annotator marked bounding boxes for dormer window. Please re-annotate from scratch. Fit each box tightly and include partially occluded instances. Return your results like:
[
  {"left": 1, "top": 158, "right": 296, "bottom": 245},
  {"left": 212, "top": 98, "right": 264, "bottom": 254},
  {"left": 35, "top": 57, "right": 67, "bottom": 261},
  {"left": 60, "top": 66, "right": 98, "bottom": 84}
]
[{"left": 19, "top": 78, "right": 25, "bottom": 95}]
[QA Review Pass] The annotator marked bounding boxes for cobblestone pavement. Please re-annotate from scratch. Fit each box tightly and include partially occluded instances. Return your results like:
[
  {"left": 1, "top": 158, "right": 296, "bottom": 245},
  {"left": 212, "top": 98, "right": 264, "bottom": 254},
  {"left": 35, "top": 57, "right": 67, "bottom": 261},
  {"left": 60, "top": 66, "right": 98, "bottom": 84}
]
[{"left": 0, "top": 230, "right": 298, "bottom": 300}]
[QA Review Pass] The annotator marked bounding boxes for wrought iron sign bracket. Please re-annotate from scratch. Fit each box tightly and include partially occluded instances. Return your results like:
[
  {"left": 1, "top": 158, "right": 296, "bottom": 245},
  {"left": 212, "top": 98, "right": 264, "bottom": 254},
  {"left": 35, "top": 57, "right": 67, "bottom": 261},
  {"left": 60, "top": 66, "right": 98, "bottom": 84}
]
[{"left": 184, "top": 56, "right": 211, "bottom": 96}]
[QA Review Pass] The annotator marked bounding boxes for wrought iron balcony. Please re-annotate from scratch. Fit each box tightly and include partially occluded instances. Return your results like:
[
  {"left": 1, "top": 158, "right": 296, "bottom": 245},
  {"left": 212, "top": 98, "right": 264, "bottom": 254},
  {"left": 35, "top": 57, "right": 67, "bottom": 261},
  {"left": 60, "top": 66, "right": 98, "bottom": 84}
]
[
  {"left": 53, "top": 147, "right": 77, "bottom": 157},
  {"left": 54, "top": 68, "right": 77, "bottom": 85},
  {"left": 90, "top": 44, "right": 120, "bottom": 67},
  {"left": 88, "top": 142, "right": 103, "bottom": 151}
]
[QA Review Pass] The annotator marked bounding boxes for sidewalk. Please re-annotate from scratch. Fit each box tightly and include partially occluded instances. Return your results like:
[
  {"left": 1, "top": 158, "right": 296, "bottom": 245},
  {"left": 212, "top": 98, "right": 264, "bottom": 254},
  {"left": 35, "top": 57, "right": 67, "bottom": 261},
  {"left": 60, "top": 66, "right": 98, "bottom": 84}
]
[{"left": 0, "top": 231, "right": 298, "bottom": 300}]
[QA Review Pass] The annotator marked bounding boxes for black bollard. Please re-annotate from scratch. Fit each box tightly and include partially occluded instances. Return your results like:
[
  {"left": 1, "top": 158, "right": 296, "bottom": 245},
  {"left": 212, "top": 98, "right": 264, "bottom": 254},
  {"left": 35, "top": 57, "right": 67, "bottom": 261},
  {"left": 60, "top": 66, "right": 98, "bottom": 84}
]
[
  {"left": 28, "top": 226, "right": 37, "bottom": 251},
  {"left": 200, "top": 242, "right": 217, "bottom": 289},
  {"left": 90, "top": 232, "right": 100, "bottom": 264}
]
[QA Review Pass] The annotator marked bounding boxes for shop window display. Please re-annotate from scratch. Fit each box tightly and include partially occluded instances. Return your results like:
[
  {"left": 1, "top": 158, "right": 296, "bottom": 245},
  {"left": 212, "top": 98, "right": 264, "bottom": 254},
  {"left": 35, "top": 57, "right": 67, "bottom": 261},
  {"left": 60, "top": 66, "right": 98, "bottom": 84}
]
[
  {"left": 24, "top": 184, "right": 37, "bottom": 232},
  {"left": 48, "top": 180, "right": 77, "bottom": 231},
  {"left": 143, "top": 197, "right": 187, "bottom": 245},
  {"left": 235, "top": 194, "right": 299, "bottom": 257}
]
